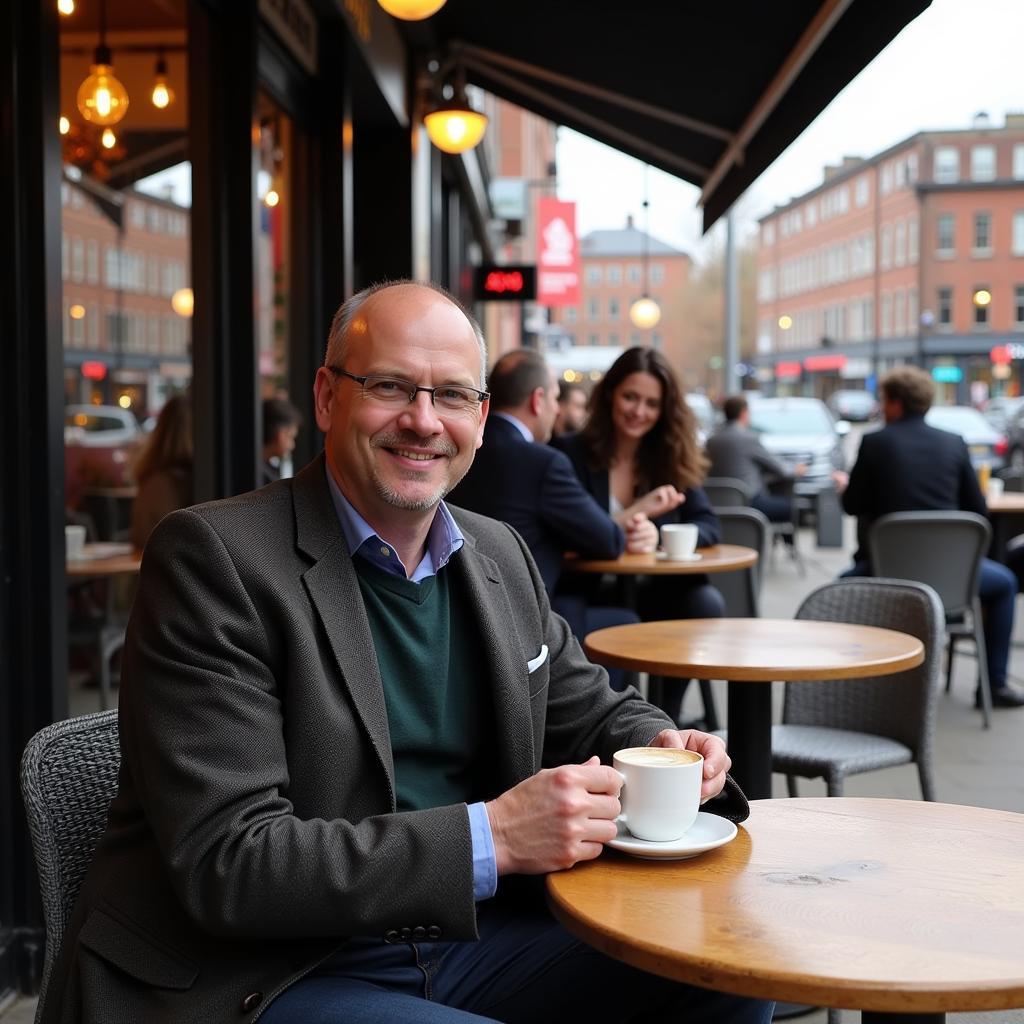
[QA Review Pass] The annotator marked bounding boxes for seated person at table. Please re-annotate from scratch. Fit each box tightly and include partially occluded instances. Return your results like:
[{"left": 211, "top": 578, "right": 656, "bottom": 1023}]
[
  {"left": 448, "top": 349, "right": 646, "bottom": 690},
  {"left": 42, "top": 281, "right": 770, "bottom": 1024},
  {"left": 554, "top": 378, "right": 589, "bottom": 436},
  {"left": 705, "top": 394, "right": 805, "bottom": 528},
  {"left": 129, "top": 393, "right": 193, "bottom": 551},
  {"left": 554, "top": 347, "right": 724, "bottom": 722},
  {"left": 842, "top": 365, "right": 1024, "bottom": 708}
]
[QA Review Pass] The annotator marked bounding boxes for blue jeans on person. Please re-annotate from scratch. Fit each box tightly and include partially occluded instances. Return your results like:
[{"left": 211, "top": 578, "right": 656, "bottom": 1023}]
[
  {"left": 842, "top": 557, "right": 1016, "bottom": 691},
  {"left": 260, "top": 899, "right": 774, "bottom": 1023}
]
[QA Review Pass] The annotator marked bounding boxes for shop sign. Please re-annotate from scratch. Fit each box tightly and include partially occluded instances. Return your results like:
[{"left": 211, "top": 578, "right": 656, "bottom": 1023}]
[
  {"left": 473, "top": 265, "right": 537, "bottom": 301},
  {"left": 260, "top": 0, "right": 318, "bottom": 75},
  {"left": 490, "top": 179, "right": 527, "bottom": 221},
  {"left": 931, "top": 365, "right": 963, "bottom": 383},
  {"left": 775, "top": 361, "right": 802, "bottom": 379},
  {"left": 536, "top": 199, "right": 580, "bottom": 307},
  {"left": 991, "top": 343, "right": 1024, "bottom": 363},
  {"left": 803, "top": 354, "right": 847, "bottom": 372},
  {"left": 840, "top": 358, "right": 872, "bottom": 379},
  {"left": 81, "top": 361, "right": 107, "bottom": 381}
]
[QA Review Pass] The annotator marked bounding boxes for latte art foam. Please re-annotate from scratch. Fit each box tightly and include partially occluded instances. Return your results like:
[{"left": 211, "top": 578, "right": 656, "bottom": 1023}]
[{"left": 615, "top": 747, "right": 701, "bottom": 767}]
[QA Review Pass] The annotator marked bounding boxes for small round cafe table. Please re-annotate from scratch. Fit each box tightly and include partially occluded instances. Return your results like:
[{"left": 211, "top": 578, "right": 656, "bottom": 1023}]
[
  {"left": 985, "top": 490, "right": 1024, "bottom": 560},
  {"left": 565, "top": 544, "right": 757, "bottom": 577},
  {"left": 584, "top": 619, "right": 924, "bottom": 800},
  {"left": 547, "top": 798, "right": 1024, "bottom": 1023}
]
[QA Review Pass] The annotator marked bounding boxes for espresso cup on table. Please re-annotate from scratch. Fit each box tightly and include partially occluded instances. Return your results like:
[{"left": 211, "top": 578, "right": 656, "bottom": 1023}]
[
  {"left": 65, "top": 524, "right": 86, "bottom": 562},
  {"left": 613, "top": 746, "right": 704, "bottom": 842},
  {"left": 987, "top": 477, "right": 1005, "bottom": 501},
  {"left": 660, "top": 522, "right": 698, "bottom": 560}
]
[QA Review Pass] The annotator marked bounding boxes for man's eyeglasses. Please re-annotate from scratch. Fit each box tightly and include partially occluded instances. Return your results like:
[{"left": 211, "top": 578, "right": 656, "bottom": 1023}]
[{"left": 327, "top": 366, "right": 489, "bottom": 413}]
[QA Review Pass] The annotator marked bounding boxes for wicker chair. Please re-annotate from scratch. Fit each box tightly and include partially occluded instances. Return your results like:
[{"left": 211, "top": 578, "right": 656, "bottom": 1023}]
[
  {"left": 771, "top": 578, "right": 944, "bottom": 801},
  {"left": 20, "top": 710, "right": 121, "bottom": 1021}
]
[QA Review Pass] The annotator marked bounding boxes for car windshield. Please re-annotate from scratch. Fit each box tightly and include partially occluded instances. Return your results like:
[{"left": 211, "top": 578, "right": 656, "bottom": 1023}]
[
  {"left": 925, "top": 407, "right": 992, "bottom": 433},
  {"left": 750, "top": 403, "right": 833, "bottom": 434},
  {"left": 685, "top": 394, "right": 714, "bottom": 430},
  {"left": 64, "top": 411, "right": 129, "bottom": 433}
]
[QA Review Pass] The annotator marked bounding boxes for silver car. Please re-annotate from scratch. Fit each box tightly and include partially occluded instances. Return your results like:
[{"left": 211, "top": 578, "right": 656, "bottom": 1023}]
[
  {"left": 747, "top": 397, "right": 846, "bottom": 493},
  {"left": 924, "top": 405, "right": 1007, "bottom": 471}
]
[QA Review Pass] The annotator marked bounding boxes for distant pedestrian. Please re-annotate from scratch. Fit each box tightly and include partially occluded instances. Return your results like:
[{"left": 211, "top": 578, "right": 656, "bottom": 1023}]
[
  {"left": 554, "top": 379, "right": 588, "bottom": 435},
  {"left": 262, "top": 396, "right": 302, "bottom": 484}
]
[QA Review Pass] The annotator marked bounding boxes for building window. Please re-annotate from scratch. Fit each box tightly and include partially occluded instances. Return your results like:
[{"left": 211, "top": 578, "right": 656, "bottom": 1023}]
[
  {"left": 806, "top": 203, "right": 818, "bottom": 227},
  {"left": 586, "top": 298, "right": 600, "bottom": 321},
  {"left": 894, "top": 290, "right": 906, "bottom": 335},
  {"left": 105, "top": 247, "right": 121, "bottom": 288},
  {"left": 1014, "top": 285, "right": 1024, "bottom": 326},
  {"left": 585, "top": 265, "right": 601, "bottom": 285},
  {"left": 587, "top": 333, "right": 599, "bottom": 346},
  {"left": 763, "top": 223, "right": 775, "bottom": 245},
  {"left": 894, "top": 221, "right": 906, "bottom": 266},
  {"left": 606, "top": 264, "right": 621, "bottom": 284},
  {"left": 907, "top": 152, "right": 919, "bottom": 183},
  {"left": 649, "top": 264, "right": 664, "bottom": 284},
  {"left": 1013, "top": 211, "right": 1024, "bottom": 255},
  {"left": 130, "top": 202, "right": 146, "bottom": 229},
  {"left": 908, "top": 288, "right": 918, "bottom": 333},
  {"left": 630, "top": 332, "right": 642, "bottom": 345},
  {"left": 61, "top": 233, "right": 69, "bottom": 281},
  {"left": 564, "top": 306, "right": 578, "bottom": 324},
  {"left": 651, "top": 332, "right": 662, "bottom": 349},
  {"left": 974, "top": 286, "right": 990, "bottom": 327},
  {"left": 908, "top": 217, "right": 919, "bottom": 263},
  {"left": 86, "top": 240, "right": 99, "bottom": 284},
  {"left": 970, "top": 145, "right": 996, "bottom": 182},
  {"left": 973, "top": 212, "right": 992, "bottom": 253},
  {"left": 87, "top": 304, "right": 99, "bottom": 347},
  {"left": 934, "top": 146, "right": 959, "bottom": 183},
  {"left": 880, "top": 293, "right": 892, "bottom": 337},
  {"left": 880, "top": 163, "right": 893, "bottom": 195},
  {"left": 1014, "top": 146, "right": 1024, "bottom": 181},
  {"left": 880, "top": 225, "right": 892, "bottom": 269},
  {"left": 855, "top": 175, "right": 869, "bottom": 206},
  {"left": 937, "top": 214, "right": 955, "bottom": 255},
  {"left": 71, "top": 237, "right": 84, "bottom": 283},
  {"left": 608, "top": 297, "right": 620, "bottom": 319},
  {"left": 608, "top": 332, "right": 619, "bottom": 347},
  {"left": 627, "top": 264, "right": 641, "bottom": 284},
  {"left": 937, "top": 286, "right": 953, "bottom": 326}
]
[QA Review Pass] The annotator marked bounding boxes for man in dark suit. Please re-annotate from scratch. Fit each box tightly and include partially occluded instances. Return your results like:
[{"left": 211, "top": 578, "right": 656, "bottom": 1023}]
[
  {"left": 448, "top": 349, "right": 649, "bottom": 689},
  {"left": 43, "top": 282, "right": 768, "bottom": 1023},
  {"left": 842, "top": 365, "right": 1023, "bottom": 707}
]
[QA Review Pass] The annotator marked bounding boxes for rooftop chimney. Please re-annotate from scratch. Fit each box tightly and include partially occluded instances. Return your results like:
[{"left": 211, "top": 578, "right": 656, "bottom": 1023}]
[
  {"left": 973, "top": 111, "right": 991, "bottom": 130},
  {"left": 626, "top": 214, "right": 634, "bottom": 229},
  {"left": 823, "top": 164, "right": 840, "bottom": 182},
  {"left": 1006, "top": 112, "right": 1024, "bottom": 129}
]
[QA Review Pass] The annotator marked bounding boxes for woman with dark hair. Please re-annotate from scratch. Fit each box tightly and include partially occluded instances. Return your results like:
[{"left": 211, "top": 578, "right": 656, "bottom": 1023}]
[
  {"left": 554, "top": 347, "right": 724, "bottom": 720},
  {"left": 130, "top": 394, "right": 193, "bottom": 551}
]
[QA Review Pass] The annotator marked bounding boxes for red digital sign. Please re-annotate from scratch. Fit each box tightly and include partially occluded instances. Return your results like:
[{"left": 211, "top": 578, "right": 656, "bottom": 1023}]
[
  {"left": 81, "top": 361, "right": 108, "bottom": 381},
  {"left": 473, "top": 264, "right": 537, "bottom": 302}
]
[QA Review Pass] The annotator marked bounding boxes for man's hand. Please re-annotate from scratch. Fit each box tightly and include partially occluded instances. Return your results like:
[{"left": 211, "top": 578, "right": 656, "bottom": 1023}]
[
  {"left": 830, "top": 469, "right": 849, "bottom": 492},
  {"left": 648, "top": 728, "right": 731, "bottom": 802},
  {"left": 486, "top": 757, "right": 622, "bottom": 875},
  {"left": 623, "top": 512, "right": 659, "bottom": 553}
]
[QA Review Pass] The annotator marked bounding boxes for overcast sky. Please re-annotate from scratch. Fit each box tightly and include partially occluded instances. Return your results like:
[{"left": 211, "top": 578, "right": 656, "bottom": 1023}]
[{"left": 556, "top": 0, "right": 1024, "bottom": 258}]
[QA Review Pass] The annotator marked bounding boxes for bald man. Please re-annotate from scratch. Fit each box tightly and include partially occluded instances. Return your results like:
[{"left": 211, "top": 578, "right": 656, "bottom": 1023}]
[{"left": 43, "top": 281, "right": 769, "bottom": 1024}]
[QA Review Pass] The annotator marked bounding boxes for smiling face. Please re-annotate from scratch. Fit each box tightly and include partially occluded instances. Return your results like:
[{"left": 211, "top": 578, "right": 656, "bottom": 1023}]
[
  {"left": 610, "top": 371, "right": 663, "bottom": 444},
  {"left": 313, "top": 284, "right": 488, "bottom": 533}
]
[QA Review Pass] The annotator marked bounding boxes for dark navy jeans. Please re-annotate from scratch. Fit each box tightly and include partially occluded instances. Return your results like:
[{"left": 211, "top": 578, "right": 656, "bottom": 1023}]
[{"left": 260, "top": 900, "right": 774, "bottom": 1023}]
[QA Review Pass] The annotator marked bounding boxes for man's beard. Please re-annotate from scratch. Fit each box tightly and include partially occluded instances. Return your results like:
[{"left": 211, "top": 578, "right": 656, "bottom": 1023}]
[{"left": 369, "top": 431, "right": 460, "bottom": 511}]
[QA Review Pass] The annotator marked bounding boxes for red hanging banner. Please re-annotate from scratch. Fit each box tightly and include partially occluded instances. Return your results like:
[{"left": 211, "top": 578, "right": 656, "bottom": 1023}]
[{"left": 536, "top": 198, "right": 580, "bottom": 307}]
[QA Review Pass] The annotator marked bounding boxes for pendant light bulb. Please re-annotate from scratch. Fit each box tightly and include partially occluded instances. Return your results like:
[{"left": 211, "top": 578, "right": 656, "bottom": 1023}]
[
  {"left": 101, "top": 127, "right": 117, "bottom": 149},
  {"left": 59, "top": 115, "right": 70, "bottom": 135},
  {"left": 58, "top": 0, "right": 75, "bottom": 15},
  {"left": 377, "top": 0, "right": 446, "bottom": 19},
  {"left": 629, "top": 296, "right": 662, "bottom": 329},
  {"left": 77, "top": 46, "right": 129, "bottom": 126},
  {"left": 151, "top": 54, "right": 175, "bottom": 109}
]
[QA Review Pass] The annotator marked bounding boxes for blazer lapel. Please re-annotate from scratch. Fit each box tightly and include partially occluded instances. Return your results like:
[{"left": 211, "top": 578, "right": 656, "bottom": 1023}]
[
  {"left": 291, "top": 457, "right": 396, "bottom": 803},
  {"left": 452, "top": 525, "right": 536, "bottom": 789}
]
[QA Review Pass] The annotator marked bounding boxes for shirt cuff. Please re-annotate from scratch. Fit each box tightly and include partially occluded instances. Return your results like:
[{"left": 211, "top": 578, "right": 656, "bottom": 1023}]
[{"left": 467, "top": 801, "right": 498, "bottom": 901}]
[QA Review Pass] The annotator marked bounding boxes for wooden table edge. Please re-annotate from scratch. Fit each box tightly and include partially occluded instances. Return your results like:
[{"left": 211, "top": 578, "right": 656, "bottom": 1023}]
[{"left": 565, "top": 544, "right": 758, "bottom": 576}]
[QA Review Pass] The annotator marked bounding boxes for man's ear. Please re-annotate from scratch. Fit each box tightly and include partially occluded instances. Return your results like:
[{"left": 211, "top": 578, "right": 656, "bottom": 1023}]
[{"left": 528, "top": 386, "right": 545, "bottom": 417}]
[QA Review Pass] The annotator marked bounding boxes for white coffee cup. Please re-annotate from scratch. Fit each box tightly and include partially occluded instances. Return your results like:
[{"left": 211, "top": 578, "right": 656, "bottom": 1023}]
[
  {"left": 65, "top": 524, "right": 87, "bottom": 561},
  {"left": 660, "top": 522, "right": 699, "bottom": 560},
  {"left": 987, "top": 477, "right": 1005, "bottom": 501},
  {"left": 613, "top": 746, "right": 704, "bottom": 842}
]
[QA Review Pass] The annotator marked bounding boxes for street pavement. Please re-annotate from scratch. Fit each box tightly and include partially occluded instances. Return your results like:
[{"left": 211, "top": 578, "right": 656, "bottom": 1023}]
[{"left": 5, "top": 509, "right": 1023, "bottom": 1023}]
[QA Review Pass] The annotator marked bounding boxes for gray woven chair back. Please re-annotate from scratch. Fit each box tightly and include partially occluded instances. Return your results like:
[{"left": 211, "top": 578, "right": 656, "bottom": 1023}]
[
  {"left": 868, "top": 511, "right": 990, "bottom": 617},
  {"left": 20, "top": 710, "right": 120, "bottom": 1011},
  {"left": 703, "top": 477, "right": 751, "bottom": 508},
  {"left": 714, "top": 508, "right": 768, "bottom": 616},
  {"left": 782, "top": 578, "right": 944, "bottom": 754}
]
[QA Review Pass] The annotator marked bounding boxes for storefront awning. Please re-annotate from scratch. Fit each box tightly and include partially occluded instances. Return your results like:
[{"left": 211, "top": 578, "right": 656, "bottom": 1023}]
[{"left": 412, "top": 0, "right": 931, "bottom": 230}]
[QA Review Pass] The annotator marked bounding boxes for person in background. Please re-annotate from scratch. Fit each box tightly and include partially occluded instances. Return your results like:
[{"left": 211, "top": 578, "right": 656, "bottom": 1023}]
[
  {"left": 448, "top": 349, "right": 643, "bottom": 690},
  {"left": 262, "top": 396, "right": 302, "bottom": 484},
  {"left": 130, "top": 393, "right": 192, "bottom": 551},
  {"left": 705, "top": 394, "right": 805, "bottom": 526},
  {"left": 554, "top": 379, "right": 589, "bottom": 435},
  {"left": 842, "top": 365, "right": 1024, "bottom": 708},
  {"left": 554, "top": 346, "right": 724, "bottom": 722}
]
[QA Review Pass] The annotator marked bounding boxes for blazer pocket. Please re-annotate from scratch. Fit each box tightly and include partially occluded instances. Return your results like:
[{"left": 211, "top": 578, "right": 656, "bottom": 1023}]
[
  {"left": 527, "top": 645, "right": 550, "bottom": 699},
  {"left": 79, "top": 907, "right": 199, "bottom": 990}
]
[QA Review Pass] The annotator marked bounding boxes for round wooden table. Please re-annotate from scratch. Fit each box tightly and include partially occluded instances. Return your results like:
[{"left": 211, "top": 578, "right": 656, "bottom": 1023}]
[
  {"left": 985, "top": 491, "right": 1024, "bottom": 560},
  {"left": 547, "top": 798, "right": 1024, "bottom": 1023},
  {"left": 584, "top": 619, "right": 924, "bottom": 799},
  {"left": 566, "top": 544, "right": 757, "bottom": 576},
  {"left": 66, "top": 544, "right": 142, "bottom": 579}
]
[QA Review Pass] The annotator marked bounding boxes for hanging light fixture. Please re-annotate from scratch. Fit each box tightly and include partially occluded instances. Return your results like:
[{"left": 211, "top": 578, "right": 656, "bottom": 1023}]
[
  {"left": 629, "top": 166, "right": 662, "bottom": 330},
  {"left": 58, "top": 0, "right": 75, "bottom": 15},
  {"left": 59, "top": 115, "right": 70, "bottom": 135},
  {"left": 76, "top": 0, "right": 129, "bottom": 126},
  {"left": 171, "top": 287, "right": 194, "bottom": 318},
  {"left": 424, "top": 71, "right": 487, "bottom": 154},
  {"left": 377, "top": 0, "right": 447, "bottom": 19},
  {"left": 150, "top": 51, "right": 175, "bottom": 110},
  {"left": 101, "top": 127, "right": 117, "bottom": 149}
]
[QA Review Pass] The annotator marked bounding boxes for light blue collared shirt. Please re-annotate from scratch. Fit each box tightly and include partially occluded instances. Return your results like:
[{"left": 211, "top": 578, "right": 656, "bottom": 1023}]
[
  {"left": 492, "top": 410, "right": 534, "bottom": 443},
  {"left": 325, "top": 466, "right": 497, "bottom": 901}
]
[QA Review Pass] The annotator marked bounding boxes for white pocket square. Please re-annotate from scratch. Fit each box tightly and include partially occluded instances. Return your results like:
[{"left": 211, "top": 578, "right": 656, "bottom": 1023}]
[{"left": 527, "top": 645, "right": 549, "bottom": 673}]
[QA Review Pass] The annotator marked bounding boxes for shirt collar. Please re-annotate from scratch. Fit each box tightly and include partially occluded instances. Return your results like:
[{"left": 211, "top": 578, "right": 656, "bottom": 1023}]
[
  {"left": 325, "top": 464, "right": 464, "bottom": 582},
  {"left": 492, "top": 411, "right": 534, "bottom": 443}
]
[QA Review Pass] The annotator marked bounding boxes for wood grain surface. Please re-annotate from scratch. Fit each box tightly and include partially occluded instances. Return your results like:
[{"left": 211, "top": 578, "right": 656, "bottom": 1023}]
[
  {"left": 565, "top": 544, "right": 758, "bottom": 576},
  {"left": 583, "top": 618, "right": 924, "bottom": 681},
  {"left": 547, "top": 798, "right": 1024, "bottom": 1013}
]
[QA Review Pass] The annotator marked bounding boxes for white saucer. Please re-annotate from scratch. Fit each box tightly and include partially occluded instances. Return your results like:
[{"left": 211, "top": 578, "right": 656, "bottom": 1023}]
[
  {"left": 606, "top": 812, "right": 737, "bottom": 860},
  {"left": 656, "top": 551, "right": 701, "bottom": 562}
]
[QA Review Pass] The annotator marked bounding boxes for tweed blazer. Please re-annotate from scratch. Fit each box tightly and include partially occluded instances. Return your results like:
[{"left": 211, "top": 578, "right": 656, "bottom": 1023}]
[{"left": 42, "top": 454, "right": 682, "bottom": 1024}]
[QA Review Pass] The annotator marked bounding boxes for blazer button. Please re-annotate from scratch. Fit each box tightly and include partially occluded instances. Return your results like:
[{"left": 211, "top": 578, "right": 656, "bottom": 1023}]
[
  {"left": 400, "top": 926, "right": 412, "bottom": 940},
  {"left": 240, "top": 991, "right": 263, "bottom": 1012},
  {"left": 427, "top": 925, "right": 442, "bottom": 939},
  {"left": 412, "top": 926, "right": 427, "bottom": 940},
  {"left": 384, "top": 929, "right": 400, "bottom": 943}
]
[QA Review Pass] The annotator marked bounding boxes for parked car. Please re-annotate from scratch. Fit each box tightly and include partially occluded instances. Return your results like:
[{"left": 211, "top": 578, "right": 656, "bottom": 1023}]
[
  {"left": 685, "top": 392, "right": 716, "bottom": 446},
  {"left": 982, "top": 395, "right": 1024, "bottom": 435},
  {"left": 924, "top": 404, "right": 1007, "bottom": 471},
  {"left": 64, "top": 404, "right": 143, "bottom": 508},
  {"left": 826, "top": 388, "right": 878, "bottom": 423},
  {"left": 747, "top": 396, "right": 846, "bottom": 493}
]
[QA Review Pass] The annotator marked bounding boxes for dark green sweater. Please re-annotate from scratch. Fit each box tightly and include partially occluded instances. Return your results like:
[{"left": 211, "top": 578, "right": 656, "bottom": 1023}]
[{"left": 354, "top": 557, "right": 490, "bottom": 812}]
